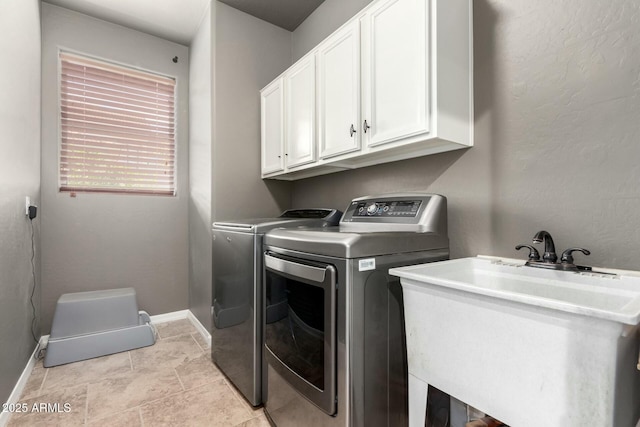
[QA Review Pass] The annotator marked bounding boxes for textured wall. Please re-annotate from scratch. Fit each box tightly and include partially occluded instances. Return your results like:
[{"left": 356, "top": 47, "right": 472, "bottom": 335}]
[
  {"left": 0, "top": 0, "right": 41, "bottom": 404},
  {"left": 41, "top": 4, "right": 190, "bottom": 333},
  {"left": 212, "top": 2, "right": 292, "bottom": 223},
  {"left": 291, "top": 0, "right": 640, "bottom": 270},
  {"left": 188, "top": 2, "right": 293, "bottom": 330},
  {"left": 291, "top": 0, "right": 372, "bottom": 61},
  {"left": 188, "top": 5, "right": 213, "bottom": 331}
]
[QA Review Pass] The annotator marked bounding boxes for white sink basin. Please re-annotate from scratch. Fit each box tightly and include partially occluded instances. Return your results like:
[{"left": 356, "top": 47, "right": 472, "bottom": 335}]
[
  {"left": 391, "top": 257, "right": 640, "bottom": 325},
  {"left": 390, "top": 256, "right": 640, "bottom": 427}
]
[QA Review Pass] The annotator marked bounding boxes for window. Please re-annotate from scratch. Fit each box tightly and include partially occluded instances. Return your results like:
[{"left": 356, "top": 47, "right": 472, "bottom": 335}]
[{"left": 59, "top": 52, "right": 176, "bottom": 195}]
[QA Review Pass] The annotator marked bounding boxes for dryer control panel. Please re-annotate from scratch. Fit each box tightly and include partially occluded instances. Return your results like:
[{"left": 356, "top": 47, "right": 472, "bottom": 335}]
[
  {"left": 352, "top": 200, "right": 422, "bottom": 218},
  {"left": 340, "top": 193, "right": 447, "bottom": 233}
]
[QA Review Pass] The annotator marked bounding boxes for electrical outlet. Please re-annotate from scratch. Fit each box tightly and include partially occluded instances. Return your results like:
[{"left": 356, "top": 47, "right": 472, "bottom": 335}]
[{"left": 25, "top": 196, "right": 31, "bottom": 216}]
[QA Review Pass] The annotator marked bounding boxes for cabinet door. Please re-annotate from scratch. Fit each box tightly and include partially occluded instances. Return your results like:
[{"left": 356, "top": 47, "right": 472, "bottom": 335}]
[
  {"left": 285, "top": 55, "right": 316, "bottom": 168},
  {"left": 260, "top": 78, "right": 284, "bottom": 175},
  {"left": 362, "top": 0, "right": 429, "bottom": 147},
  {"left": 317, "top": 22, "right": 361, "bottom": 159}
]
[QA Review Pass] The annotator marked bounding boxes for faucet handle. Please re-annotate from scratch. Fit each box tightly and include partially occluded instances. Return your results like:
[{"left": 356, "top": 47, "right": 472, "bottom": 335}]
[
  {"left": 516, "top": 244, "right": 541, "bottom": 261},
  {"left": 560, "top": 247, "right": 591, "bottom": 265}
]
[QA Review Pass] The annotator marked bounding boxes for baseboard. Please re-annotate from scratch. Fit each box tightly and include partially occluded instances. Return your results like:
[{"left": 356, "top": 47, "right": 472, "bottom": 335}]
[
  {"left": 0, "top": 337, "right": 46, "bottom": 427},
  {"left": 148, "top": 309, "right": 211, "bottom": 349},
  {"left": 148, "top": 309, "right": 189, "bottom": 324},
  {"left": 186, "top": 310, "right": 212, "bottom": 348},
  {"left": 1, "top": 309, "right": 210, "bottom": 427}
]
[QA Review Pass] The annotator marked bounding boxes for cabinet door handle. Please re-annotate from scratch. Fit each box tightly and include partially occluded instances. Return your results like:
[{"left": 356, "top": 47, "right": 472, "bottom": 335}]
[
  {"left": 363, "top": 120, "right": 370, "bottom": 133},
  {"left": 350, "top": 124, "right": 356, "bottom": 137}
]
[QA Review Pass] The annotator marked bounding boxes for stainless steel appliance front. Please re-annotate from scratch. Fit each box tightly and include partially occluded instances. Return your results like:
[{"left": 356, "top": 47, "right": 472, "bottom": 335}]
[
  {"left": 263, "top": 247, "right": 448, "bottom": 427},
  {"left": 264, "top": 253, "right": 337, "bottom": 415},
  {"left": 262, "top": 194, "right": 449, "bottom": 427},
  {"left": 211, "top": 209, "right": 341, "bottom": 407}
]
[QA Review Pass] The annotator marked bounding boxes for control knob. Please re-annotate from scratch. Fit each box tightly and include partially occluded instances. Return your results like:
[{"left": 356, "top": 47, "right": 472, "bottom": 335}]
[{"left": 366, "top": 203, "right": 378, "bottom": 215}]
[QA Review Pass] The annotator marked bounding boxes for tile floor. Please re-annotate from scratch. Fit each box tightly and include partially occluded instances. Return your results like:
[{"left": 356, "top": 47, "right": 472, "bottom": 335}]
[{"left": 8, "top": 319, "right": 269, "bottom": 427}]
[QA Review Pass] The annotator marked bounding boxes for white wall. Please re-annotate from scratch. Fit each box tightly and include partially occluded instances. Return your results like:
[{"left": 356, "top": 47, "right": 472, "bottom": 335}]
[
  {"left": 291, "top": 0, "right": 640, "bottom": 270},
  {"left": 0, "top": 0, "right": 41, "bottom": 404},
  {"left": 188, "top": 4, "right": 213, "bottom": 330},
  {"left": 40, "top": 4, "right": 190, "bottom": 333}
]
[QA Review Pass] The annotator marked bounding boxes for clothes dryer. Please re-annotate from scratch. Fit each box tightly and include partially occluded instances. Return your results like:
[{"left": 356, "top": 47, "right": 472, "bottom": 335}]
[{"left": 262, "top": 194, "right": 449, "bottom": 427}]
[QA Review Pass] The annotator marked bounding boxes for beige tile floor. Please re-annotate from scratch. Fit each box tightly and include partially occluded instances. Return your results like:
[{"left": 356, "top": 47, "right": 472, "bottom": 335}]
[{"left": 8, "top": 319, "right": 270, "bottom": 427}]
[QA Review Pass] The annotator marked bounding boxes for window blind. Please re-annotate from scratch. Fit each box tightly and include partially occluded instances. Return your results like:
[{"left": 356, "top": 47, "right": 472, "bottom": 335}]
[{"left": 59, "top": 52, "right": 176, "bottom": 195}]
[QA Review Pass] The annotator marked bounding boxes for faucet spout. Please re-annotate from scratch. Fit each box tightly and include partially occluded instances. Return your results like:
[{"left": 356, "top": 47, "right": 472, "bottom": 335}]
[{"left": 532, "top": 230, "right": 557, "bottom": 263}]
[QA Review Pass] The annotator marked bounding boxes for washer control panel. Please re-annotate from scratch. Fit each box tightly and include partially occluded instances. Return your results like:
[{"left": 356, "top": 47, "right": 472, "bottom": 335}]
[{"left": 353, "top": 200, "right": 422, "bottom": 217}]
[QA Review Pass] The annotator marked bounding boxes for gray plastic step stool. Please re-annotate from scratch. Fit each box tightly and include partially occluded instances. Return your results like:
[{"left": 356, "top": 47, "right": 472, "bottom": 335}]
[{"left": 44, "top": 288, "right": 156, "bottom": 367}]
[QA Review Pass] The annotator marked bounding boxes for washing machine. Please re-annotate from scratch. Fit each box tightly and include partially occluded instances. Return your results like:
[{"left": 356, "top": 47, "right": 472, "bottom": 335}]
[
  {"left": 211, "top": 208, "right": 342, "bottom": 406},
  {"left": 262, "top": 193, "right": 449, "bottom": 426}
]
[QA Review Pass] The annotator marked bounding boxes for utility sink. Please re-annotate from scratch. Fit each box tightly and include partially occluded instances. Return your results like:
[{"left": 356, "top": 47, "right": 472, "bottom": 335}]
[
  {"left": 390, "top": 256, "right": 640, "bottom": 427},
  {"left": 393, "top": 257, "right": 640, "bottom": 325}
]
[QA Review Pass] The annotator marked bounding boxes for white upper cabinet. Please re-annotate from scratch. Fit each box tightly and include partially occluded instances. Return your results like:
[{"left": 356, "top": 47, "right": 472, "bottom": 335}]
[
  {"left": 284, "top": 54, "right": 316, "bottom": 169},
  {"left": 261, "top": 0, "right": 473, "bottom": 180},
  {"left": 260, "top": 78, "right": 284, "bottom": 175},
  {"left": 361, "top": 0, "right": 428, "bottom": 147},
  {"left": 317, "top": 21, "right": 361, "bottom": 159}
]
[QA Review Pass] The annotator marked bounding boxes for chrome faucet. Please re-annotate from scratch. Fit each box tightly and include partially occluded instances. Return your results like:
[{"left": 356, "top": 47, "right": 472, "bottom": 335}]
[
  {"left": 516, "top": 230, "right": 591, "bottom": 271},
  {"left": 532, "top": 230, "right": 557, "bottom": 263}
]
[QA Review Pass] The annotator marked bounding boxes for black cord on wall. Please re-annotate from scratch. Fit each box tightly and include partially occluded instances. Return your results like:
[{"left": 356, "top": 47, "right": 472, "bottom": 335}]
[{"left": 29, "top": 219, "right": 38, "bottom": 344}]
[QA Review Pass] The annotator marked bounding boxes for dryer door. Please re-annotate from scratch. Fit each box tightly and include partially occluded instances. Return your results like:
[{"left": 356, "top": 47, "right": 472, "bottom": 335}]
[{"left": 264, "top": 252, "right": 337, "bottom": 415}]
